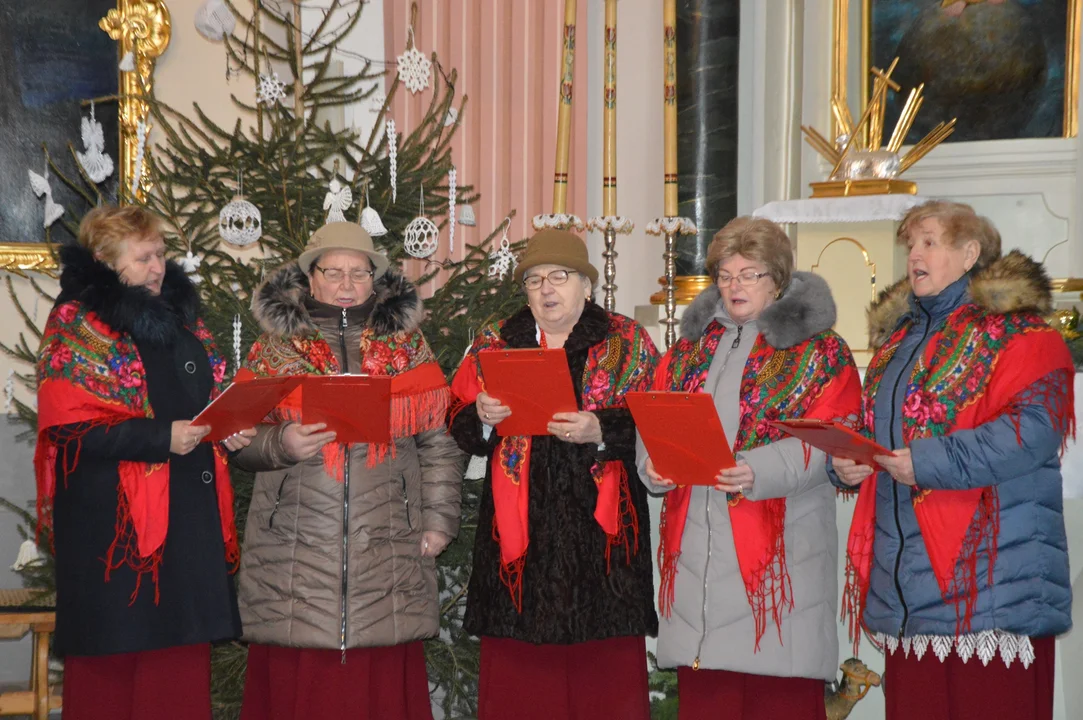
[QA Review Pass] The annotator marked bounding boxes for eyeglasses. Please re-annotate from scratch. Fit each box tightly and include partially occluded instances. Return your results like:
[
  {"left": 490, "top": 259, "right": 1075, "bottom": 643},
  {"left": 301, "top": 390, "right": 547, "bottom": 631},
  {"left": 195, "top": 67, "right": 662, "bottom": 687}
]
[
  {"left": 314, "top": 266, "right": 374, "bottom": 284},
  {"left": 715, "top": 271, "right": 770, "bottom": 288},
  {"left": 523, "top": 269, "right": 579, "bottom": 291}
]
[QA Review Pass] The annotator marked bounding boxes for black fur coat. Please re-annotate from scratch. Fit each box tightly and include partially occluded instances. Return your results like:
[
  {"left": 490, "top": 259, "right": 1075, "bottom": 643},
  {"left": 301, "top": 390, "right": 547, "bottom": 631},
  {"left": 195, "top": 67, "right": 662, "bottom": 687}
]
[{"left": 450, "top": 302, "right": 659, "bottom": 644}]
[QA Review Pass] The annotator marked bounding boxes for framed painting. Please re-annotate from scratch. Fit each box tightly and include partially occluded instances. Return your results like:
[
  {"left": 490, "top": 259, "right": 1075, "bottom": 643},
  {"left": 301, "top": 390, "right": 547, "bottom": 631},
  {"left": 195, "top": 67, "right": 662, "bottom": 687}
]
[
  {"left": 0, "top": 0, "right": 170, "bottom": 275},
  {"left": 832, "top": 0, "right": 1081, "bottom": 144}
]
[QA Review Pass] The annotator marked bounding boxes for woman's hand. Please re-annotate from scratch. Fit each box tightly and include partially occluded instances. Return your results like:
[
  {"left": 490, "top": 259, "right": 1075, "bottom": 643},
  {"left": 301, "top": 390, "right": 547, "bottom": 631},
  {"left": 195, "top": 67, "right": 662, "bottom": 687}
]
[
  {"left": 832, "top": 456, "right": 875, "bottom": 487},
  {"left": 875, "top": 449, "right": 916, "bottom": 487},
  {"left": 715, "top": 459, "right": 754, "bottom": 494},
  {"left": 171, "top": 421, "right": 212, "bottom": 456},
  {"left": 221, "top": 427, "right": 258, "bottom": 452},
  {"left": 420, "top": 530, "right": 451, "bottom": 558},
  {"left": 476, "top": 392, "right": 512, "bottom": 426},
  {"left": 645, "top": 457, "right": 675, "bottom": 487},
  {"left": 281, "top": 422, "right": 337, "bottom": 461},
  {"left": 548, "top": 411, "right": 603, "bottom": 445}
]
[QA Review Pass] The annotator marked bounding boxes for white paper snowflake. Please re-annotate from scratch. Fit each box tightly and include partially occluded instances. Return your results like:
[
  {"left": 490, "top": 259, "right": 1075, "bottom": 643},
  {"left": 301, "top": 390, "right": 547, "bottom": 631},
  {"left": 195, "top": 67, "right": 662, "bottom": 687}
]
[
  {"left": 488, "top": 220, "right": 517, "bottom": 281},
  {"left": 323, "top": 177, "right": 353, "bottom": 224},
  {"left": 397, "top": 41, "right": 431, "bottom": 94},
  {"left": 257, "top": 71, "right": 287, "bottom": 106}
]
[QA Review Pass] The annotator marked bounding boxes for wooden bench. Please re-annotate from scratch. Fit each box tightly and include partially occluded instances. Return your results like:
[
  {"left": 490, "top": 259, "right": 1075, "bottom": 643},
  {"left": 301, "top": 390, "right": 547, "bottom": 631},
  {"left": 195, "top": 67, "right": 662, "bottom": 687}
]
[{"left": 0, "top": 589, "right": 61, "bottom": 720}]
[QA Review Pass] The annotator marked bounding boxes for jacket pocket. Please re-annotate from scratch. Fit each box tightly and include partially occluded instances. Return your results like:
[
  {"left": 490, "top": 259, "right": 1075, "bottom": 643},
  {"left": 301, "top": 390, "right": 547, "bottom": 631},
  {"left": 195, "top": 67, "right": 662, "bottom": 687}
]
[
  {"left": 400, "top": 474, "right": 415, "bottom": 531},
  {"left": 268, "top": 471, "right": 291, "bottom": 529}
]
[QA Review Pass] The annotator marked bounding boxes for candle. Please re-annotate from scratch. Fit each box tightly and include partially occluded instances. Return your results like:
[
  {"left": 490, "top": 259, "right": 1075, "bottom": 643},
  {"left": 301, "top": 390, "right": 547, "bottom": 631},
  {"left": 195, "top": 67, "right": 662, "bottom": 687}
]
[
  {"left": 602, "top": 0, "right": 617, "bottom": 216},
  {"left": 552, "top": 0, "right": 577, "bottom": 215},
  {"left": 663, "top": 0, "right": 678, "bottom": 217}
]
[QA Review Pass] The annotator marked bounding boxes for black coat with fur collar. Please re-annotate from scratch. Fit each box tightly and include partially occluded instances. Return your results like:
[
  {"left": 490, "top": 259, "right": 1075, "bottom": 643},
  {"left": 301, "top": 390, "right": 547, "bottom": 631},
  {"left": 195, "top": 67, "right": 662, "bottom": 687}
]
[
  {"left": 450, "top": 302, "right": 659, "bottom": 644},
  {"left": 48, "top": 244, "right": 241, "bottom": 657}
]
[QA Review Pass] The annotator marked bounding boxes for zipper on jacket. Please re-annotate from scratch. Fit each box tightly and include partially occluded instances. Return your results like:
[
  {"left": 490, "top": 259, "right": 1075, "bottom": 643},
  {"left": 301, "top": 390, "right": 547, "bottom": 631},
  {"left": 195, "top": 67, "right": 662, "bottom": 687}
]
[
  {"left": 888, "top": 303, "right": 931, "bottom": 637},
  {"left": 402, "top": 475, "right": 413, "bottom": 529},
  {"left": 693, "top": 493, "right": 713, "bottom": 670},
  {"left": 268, "top": 474, "right": 288, "bottom": 528},
  {"left": 339, "top": 307, "right": 351, "bottom": 662},
  {"left": 731, "top": 325, "right": 743, "bottom": 349}
]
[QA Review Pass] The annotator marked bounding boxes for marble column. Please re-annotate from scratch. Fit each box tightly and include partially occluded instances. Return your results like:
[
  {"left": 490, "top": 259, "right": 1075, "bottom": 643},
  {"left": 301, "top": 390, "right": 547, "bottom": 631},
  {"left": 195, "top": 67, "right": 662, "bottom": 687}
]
[{"left": 675, "top": 0, "right": 739, "bottom": 280}]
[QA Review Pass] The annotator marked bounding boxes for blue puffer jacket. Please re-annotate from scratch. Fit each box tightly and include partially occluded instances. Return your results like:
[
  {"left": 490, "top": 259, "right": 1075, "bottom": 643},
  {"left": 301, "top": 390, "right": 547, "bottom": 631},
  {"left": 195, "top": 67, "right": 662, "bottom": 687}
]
[{"left": 834, "top": 265, "right": 1073, "bottom": 640}]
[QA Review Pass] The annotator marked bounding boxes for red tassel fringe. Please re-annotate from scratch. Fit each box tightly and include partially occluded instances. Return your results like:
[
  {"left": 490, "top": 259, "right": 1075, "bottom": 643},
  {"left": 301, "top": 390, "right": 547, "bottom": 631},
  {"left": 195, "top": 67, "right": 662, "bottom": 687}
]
[
  {"left": 492, "top": 520, "right": 525, "bottom": 612},
  {"left": 745, "top": 499, "right": 793, "bottom": 651},
  {"left": 603, "top": 463, "right": 639, "bottom": 574},
  {"left": 657, "top": 496, "right": 679, "bottom": 619}
]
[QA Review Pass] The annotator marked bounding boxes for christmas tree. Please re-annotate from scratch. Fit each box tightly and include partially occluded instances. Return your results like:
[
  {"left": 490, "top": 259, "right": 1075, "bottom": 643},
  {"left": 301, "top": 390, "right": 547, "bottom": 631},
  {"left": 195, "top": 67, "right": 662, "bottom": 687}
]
[{"left": 2, "top": 2, "right": 525, "bottom": 717}]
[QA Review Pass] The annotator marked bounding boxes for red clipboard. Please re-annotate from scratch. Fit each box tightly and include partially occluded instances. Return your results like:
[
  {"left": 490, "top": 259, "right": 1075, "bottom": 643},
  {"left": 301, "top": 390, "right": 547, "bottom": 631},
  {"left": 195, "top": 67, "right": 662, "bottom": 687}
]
[
  {"left": 769, "top": 419, "right": 896, "bottom": 469},
  {"left": 192, "top": 375, "right": 302, "bottom": 441},
  {"left": 477, "top": 348, "right": 578, "bottom": 437},
  {"left": 626, "top": 391, "right": 737, "bottom": 486},
  {"left": 300, "top": 375, "right": 392, "bottom": 443}
]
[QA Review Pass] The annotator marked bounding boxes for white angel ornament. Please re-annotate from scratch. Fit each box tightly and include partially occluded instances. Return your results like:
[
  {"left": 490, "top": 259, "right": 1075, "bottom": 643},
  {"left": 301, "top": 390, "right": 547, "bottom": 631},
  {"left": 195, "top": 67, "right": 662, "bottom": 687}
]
[{"left": 323, "top": 177, "right": 353, "bottom": 224}]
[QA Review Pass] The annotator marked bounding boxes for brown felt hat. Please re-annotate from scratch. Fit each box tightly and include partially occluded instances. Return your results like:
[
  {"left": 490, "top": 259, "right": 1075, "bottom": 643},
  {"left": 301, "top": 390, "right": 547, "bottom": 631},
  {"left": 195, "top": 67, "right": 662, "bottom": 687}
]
[
  {"left": 297, "top": 222, "right": 391, "bottom": 278},
  {"left": 513, "top": 229, "right": 598, "bottom": 286}
]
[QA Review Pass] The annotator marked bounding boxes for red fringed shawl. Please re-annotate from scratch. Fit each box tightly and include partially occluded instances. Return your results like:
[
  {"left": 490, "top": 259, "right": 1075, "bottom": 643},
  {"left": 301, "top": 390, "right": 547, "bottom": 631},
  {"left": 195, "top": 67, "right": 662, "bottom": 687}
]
[
  {"left": 244, "top": 327, "right": 451, "bottom": 480},
  {"left": 449, "top": 312, "right": 658, "bottom": 612},
  {"left": 843, "top": 306, "right": 1076, "bottom": 654},
  {"left": 655, "top": 321, "right": 860, "bottom": 649},
  {"left": 35, "top": 301, "right": 239, "bottom": 604}
]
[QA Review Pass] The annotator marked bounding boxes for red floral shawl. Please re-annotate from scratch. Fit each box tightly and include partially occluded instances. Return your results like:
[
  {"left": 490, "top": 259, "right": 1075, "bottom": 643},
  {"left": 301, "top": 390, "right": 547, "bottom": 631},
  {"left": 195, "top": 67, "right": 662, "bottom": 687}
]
[
  {"left": 449, "top": 311, "right": 658, "bottom": 611},
  {"left": 843, "top": 306, "right": 1076, "bottom": 653},
  {"left": 244, "top": 327, "right": 450, "bottom": 480},
  {"left": 35, "top": 301, "right": 238, "bottom": 604},
  {"left": 656, "top": 321, "right": 860, "bottom": 649}
]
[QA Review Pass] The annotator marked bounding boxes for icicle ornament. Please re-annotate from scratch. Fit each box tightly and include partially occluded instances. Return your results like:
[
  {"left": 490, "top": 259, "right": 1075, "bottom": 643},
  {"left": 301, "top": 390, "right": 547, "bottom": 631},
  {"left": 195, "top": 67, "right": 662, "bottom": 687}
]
[
  {"left": 130, "top": 120, "right": 148, "bottom": 196},
  {"left": 233, "top": 314, "right": 243, "bottom": 374},
  {"left": 448, "top": 167, "right": 457, "bottom": 254},
  {"left": 386, "top": 119, "right": 398, "bottom": 204}
]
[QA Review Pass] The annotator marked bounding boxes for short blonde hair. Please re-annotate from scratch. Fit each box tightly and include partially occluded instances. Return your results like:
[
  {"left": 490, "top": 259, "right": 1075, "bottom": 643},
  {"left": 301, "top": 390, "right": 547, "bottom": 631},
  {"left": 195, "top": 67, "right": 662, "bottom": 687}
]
[
  {"left": 706, "top": 216, "right": 793, "bottom": 292},
  {"left": 78, "top": 205, "right": 163, "bottom": 266},
  {"left": 896, "top": 200, "right": 1001, "bottom": 271}
]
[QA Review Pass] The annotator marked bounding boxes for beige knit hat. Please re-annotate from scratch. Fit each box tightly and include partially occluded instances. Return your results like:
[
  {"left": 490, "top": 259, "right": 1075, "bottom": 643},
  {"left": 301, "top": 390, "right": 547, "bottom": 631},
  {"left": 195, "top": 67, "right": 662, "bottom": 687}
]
[
  {"left": 513, "top": 229, "right": 598, "bottom": 286},
  {"left": 297, "top": 222, "right": 391, "bottom": 278}
]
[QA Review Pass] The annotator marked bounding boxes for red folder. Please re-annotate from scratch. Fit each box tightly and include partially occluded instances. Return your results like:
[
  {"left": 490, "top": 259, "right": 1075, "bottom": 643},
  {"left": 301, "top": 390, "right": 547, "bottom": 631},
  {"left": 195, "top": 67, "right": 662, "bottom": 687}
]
[
  {"left": 769, "top": 419, "right": 896, "bottom": 469},
  {"left": 626, "top": 391, "right": 737, "bottom": 486},
  {"left": 192, "top": 375, "right": 302, "bottom": 441},
  {"left": 477, "top": 348, "right": 579, "bottom": 437},
  {"left": 300, "top": 375, "right": 392, "bottom": 443}
]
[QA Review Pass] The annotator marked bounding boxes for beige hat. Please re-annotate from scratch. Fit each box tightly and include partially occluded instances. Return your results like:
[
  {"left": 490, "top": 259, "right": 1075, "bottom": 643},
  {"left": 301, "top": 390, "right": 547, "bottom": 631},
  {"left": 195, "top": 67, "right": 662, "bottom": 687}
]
[
  {"left": 513, "top": 229, "right": 599, "bottom": 286},
  {"left": 297, "top": 222, "right": 391, "bottom": 278}
]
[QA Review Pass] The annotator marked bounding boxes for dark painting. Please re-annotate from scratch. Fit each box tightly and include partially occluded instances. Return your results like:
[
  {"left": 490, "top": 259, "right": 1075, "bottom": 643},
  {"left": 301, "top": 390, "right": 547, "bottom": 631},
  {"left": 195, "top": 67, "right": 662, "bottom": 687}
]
[
  {"left": 870, "top": 0, "right": 1070, "bottom": 143},
  {"left": 0, "top": 1, "right": 118, "bottom": 244}
]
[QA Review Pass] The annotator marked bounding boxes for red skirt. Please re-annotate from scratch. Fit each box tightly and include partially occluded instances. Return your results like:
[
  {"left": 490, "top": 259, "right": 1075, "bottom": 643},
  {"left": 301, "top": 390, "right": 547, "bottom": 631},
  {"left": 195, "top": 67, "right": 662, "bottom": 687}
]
[
  {"left": 478, "top": 635, "right": 650, "bottom": 720},
  {"left": 240, "top": 642, "right": 433, "bottom": 720},
  {"left": 676, "top": 666, "right": 827, "bottom": 720},
  {"left": 884, "top": 635, "right": 1055, "bottom": 720},
  {"left": 62, "top": 642, "right": 212, "bottom": 720}
]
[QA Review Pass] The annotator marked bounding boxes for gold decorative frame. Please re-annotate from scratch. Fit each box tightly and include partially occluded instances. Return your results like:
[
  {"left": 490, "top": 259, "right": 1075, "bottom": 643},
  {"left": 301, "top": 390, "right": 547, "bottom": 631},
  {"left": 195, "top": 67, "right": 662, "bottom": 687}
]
[
  {"left": 0, "top": 0, "right": 172, "bottom": 275},
  {"left": 831, "top": 0, "right": 1081, "bottom": 142}
]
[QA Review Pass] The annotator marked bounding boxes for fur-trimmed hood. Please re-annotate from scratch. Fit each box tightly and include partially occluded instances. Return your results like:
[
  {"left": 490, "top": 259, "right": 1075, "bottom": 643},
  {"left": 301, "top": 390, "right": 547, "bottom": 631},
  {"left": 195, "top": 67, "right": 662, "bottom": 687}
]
[
  {"left": 679, "top": 271, "right": 837, "bottom": 349},
  {"left": 251, "top": 261, "right": 423, "bottom": 338},
  {"left": 867, "top": 250, "right": 1054, "bottom": 349},
  {"left": 56, "top": 243, "right": 200, "bottom": 346}
]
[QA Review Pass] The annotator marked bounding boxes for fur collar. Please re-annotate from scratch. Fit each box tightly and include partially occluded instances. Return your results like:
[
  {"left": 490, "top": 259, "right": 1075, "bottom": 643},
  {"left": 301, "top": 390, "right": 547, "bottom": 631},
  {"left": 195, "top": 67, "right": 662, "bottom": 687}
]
[
  {"left": 867, "top": 250, "right": 1054, "bottom": 349},
  {"left": 500, "top": 301, "right": 610, "bottom": 354},
  {"left": 56, "top": 243, "right": 199, "bottom": 346},
  {"left": 679, "top": 271, "right": 837, "bottom": 349},
  {"left": 251, "top": 261, "right": 423, "bottom": 338}
]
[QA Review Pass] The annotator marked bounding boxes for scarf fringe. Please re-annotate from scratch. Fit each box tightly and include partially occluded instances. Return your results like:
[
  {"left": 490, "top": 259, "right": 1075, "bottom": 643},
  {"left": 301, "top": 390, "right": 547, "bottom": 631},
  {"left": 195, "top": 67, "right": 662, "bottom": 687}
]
[
  {"left": 657, "top": 498, "right": 679, "bottom": 619},
  {"left": 947, "top": 488, "right": 1000, "bottom": 636},
  {"left": 492, "top": 520, "right": 525, "bottom": 612},
  {"left": 842, "top": 540, "right": 871, "bottom": 657},
  {"left": 602, "top": 463, "right": 639, "bottom": 573},
  {"left": 105, "top": 476, "right": 165, "bottom": 605},
  {"left": 744, "top": 498, "right": 793, "bottom": 651}
]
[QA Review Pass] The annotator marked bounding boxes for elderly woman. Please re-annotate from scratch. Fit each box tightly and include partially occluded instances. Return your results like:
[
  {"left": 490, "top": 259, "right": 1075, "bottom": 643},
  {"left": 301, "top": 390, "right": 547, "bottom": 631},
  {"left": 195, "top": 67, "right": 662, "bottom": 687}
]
[
  {"left": 643, "top": 216, "right": 861, "bottom": 720},
  {"left": 449, "top": 229, "right": 659, "bottom": 719},
  {"left": 833, "top": 200, "right": 1075, "bottom": 720},
  {"left": 35, "top": 206, "right": 241, "bottom": 720},
  {"left": 233, "top": 222, "right": 464, "bottom": 720}
]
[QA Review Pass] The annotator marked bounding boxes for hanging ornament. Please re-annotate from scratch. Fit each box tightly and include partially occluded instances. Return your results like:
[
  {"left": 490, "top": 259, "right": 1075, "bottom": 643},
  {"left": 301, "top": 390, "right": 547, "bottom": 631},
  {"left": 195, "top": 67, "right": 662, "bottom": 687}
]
[
  {"left": 396, "top": 27, "right": 432, "bottom": 94},
  {"left": 76, "top": 103, "right": 114, "bottom": 184},
  {"left": 119, "top": 51, "right": 136, "bottom": 72},
  {"left": 233, "top": 314, "right": 243, "bottom": 374},
  {"left": 488, "top": 217, "right": 517, "bottom": 281},
  {"left": 403, "top": 186, "right": 439, "bottom": 259},
  {"left": 257, "top": 71, "right": 287, "bottom": 106},
  {"left": 323, "top": 176, "right": 353, "bottom": 224},
  {"left": 130, "top": 120, "right": 148, "bottom": 196},
  {"left": 4, "top": 369, "right": 14, "bottom": 417},
  {"left": 195, "top": 0, "right": 236, "bottom": 41},
  {"left": 386, "top": 119, "right": 398, "bottom": 204},
  {"left": 11, "top": 539, "right": 43, "bottom": 572},
  {"left": 359, "top": 182, "right": 388, "bottom": 237},
  {"left": 444, "top": 106, "right": 459, "bottom": 127},
  {"left": 459, "top": 204, "right": 477, "bottom": 227},
  {"left": 27, "top": 161, "right": 64, "bottom": 228},
  {"left": 447, "top": 167, "right": 457, "bottom": 254},
  {"left": 219, "top": 170, "right": 262, "bottom": 247},
  {"left": 369, "top": 90, "right": 387, "bottom": 113},
  {"left": 180, "top": 248, "right": 202, "bottom": 284}
]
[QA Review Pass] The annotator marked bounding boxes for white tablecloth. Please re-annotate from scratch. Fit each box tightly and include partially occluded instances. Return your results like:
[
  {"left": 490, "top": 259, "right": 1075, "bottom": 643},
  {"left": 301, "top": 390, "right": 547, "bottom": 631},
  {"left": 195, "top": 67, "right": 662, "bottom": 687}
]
[{"left": 753, "top": 195, "right": 931, "bottom": 224}]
